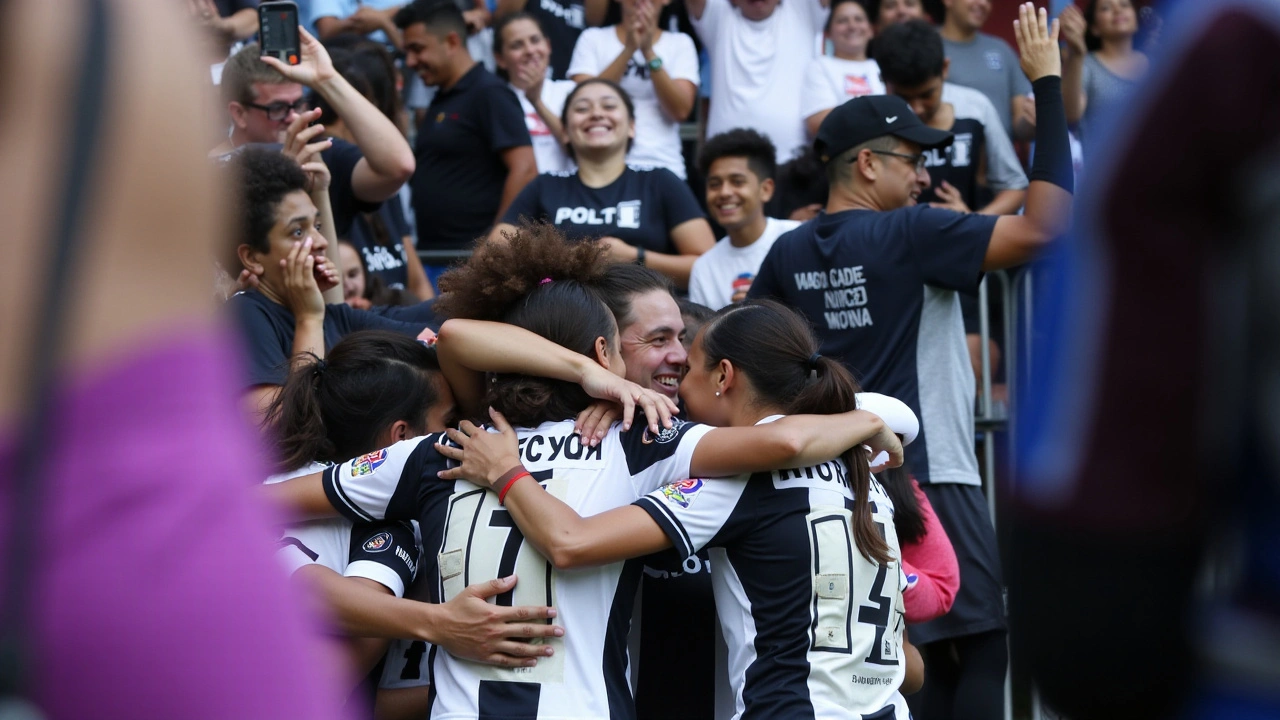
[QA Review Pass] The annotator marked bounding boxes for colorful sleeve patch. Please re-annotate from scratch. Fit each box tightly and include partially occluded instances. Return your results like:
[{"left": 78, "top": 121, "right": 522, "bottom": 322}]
[
  {"left": 363, "top": 531, "right": 394, "bottom": 553},
  {"left": 351, "top": 449, "right": 388, "bottom": 477},
  {"left": 660, "top": 478, "right": 705, "bottom": 509}
]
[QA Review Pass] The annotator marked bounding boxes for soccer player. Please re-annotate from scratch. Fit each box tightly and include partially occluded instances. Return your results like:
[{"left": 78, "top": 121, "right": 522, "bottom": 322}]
[
  {"left": 439, "top": 299, "right": 922, "bottom": 719},
  {"left": 264, "top": 225, "right": 904, "bottom": 718}
]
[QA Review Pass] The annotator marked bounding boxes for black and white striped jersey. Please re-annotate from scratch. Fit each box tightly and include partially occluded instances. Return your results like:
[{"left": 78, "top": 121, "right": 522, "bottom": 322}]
[
  {"left": 321, "top": 418, "right": 713, "bottom": 720},
  {"left": 634, "top": 416, "right": 910, "bottom": 720}
]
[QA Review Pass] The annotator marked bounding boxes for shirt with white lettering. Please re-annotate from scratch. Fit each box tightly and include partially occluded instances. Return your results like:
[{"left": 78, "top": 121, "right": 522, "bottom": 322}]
[
  {"left": 567, "top": 27, "right": 700, "bottom": 179},
  {"left": 747, "top": 206, "right": 995, "bottom": 486},
  {"left": 502, "top": 167, "right": 705, "bottom": 254},
  {"left": 800, "top": 56, "right": 885, "bottom": 121},
  {"left": 688, "top": 217, "right": 801, "bottom": 310},
  {"left": 321, "top": 419, "right": 714, "bottom": 719},
  {"left": 634, "top": 415, "right": 910, "bottom": 720},
  {"left": 510, "top": 79, "right": 577, "bottom": 175}
]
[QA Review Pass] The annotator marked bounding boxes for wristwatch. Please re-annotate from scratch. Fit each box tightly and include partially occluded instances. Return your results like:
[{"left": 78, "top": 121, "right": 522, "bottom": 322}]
[{"left": 646, "top": 56, "right": 664, "bottom": 72}]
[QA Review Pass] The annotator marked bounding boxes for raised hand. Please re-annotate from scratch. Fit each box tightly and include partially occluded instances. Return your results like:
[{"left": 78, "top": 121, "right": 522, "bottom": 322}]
[
  {"left": 436, "top": 412, "right": 524, "bottom": 490},
  {"left": 260, "top": 26, "right": 336, "bottom": 87},
  {"left": 280, "top": 236, "right": 326, "bottom": 322},
  {"left": 1059, "top": 4, "right": 1088, "bottom": 58},
  {"left": 1013, "top": 1, "right": 1061, "bottom": 82}
]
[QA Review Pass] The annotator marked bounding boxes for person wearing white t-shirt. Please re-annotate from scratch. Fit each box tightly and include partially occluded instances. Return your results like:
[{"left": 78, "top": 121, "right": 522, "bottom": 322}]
[
  {"left": 689, "top": 0, "right": 829, "bottom": 164},
  {"left": 802, "top": 0, "right": 885, "bottom": 138},
  {"left": 568, "top": 0, "right": 699, "bottom": 178},
  {"left": 495, "top": 13, "right": 577, "bottom": 173},
  {"left": 689, "top": 129, "right": 801, "bottom": 310}
]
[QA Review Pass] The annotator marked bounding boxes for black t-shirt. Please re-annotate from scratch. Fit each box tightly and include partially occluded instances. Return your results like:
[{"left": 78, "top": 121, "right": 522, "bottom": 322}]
[
  {"left": 227, "top": 289, "right": 431, "bottom": 388},
  {"left": 348, "top": 199, "right": 413, "bottom": 290},
  {"left": 917, "top": 117, "right": 993, "bottom": 211},
  {"left": 524, "top": 0, "right": 588, "bottom": 79},
  {"left": 322, "top": 137, "right": 380, "bottom": 239},
  {"left": 747, "top": 206, "right": 996, "bottom": 485},
  {"left": 503, "top": 167, "right": 704, "bottom": 254},
  {"left": 412, "top": 64, "right": 532, "bottom": 251}
]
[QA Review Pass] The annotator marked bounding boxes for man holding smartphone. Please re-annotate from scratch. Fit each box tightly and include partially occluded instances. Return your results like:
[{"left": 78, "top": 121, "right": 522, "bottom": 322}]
[{"left": 214, "top": 26, "right": 415, "bottom": 238}]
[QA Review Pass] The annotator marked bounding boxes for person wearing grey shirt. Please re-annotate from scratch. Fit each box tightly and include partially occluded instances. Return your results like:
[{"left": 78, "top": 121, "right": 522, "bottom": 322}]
[
  {"left": 939, "top": 0, "right": 1034, "bottom": 141},
  {"left": 1061, "top": 0, "right": 1148, "bottom": 148}
]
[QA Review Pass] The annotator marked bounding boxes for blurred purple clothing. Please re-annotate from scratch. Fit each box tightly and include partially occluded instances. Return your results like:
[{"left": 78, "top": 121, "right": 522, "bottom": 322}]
[{"left": 0, "top": 329, "right": 351, "bottom": 719}]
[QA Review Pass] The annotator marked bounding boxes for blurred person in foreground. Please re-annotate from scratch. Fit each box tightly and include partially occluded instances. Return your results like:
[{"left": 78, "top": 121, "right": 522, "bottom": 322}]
[
  {"left": 0, "top": 0, "right": 351, "bottom": 717},
  {"left": 1012, "top": 1, "right": 1280, "bottom": 718},
  {"left": 749, "top": 6, "right": 1073, "bottom": 718}
]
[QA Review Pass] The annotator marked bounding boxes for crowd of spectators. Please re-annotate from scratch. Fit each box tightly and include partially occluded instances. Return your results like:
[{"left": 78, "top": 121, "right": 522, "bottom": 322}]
[{"left": 198, "top": 0, "right": 1141, "bottom": 718}]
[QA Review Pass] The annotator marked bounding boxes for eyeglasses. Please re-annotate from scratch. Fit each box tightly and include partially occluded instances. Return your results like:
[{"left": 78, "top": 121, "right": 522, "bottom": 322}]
[
  {"left": 245, "top": 98, "right": 310, "bottom": 122},
  {"left": 869, "top": 149, "right": 927, "bottom": 173}
]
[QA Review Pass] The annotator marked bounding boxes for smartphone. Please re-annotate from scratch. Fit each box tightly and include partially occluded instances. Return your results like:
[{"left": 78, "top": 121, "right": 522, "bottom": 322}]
[{"left": 259, "top": 1, "right": 301, "bottom": 66}]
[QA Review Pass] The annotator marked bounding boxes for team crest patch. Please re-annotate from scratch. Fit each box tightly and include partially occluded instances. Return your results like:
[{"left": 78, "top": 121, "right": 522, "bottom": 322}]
[
  {"left": 363, "top": 531, "right": 393, "bottom": 553},
  {"left": 642, "top": 418, "right": 685, "bottom": 445},
  {"left": 351, "top": 449, "right": 387, "bottom": 477},
  {"left": 660, "top": 478, "right": 704, "bottom": 508}
]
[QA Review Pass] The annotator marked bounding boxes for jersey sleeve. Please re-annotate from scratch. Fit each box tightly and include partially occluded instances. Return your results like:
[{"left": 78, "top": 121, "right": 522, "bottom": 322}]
[
  {"left": 379, "top": 639, "right": 433, "bottom": 689},
  {"left": 322, "top": 435, "right": 443, "bottom": 523},
  {"left": 275, "top": 534, "right": 322, "bottom": 575},
  {"left": 745, "top": 238, "right": 786, "bottom": 301},
  {"left": 345, "top": 520, "right": 421, "bottom": 598},
  {"left": 482, "top": 85, "right": 533, "bottom": 151},
  {"left": 633, "top": 476, "right": 749, "bottom": 560},
  {"left": 800, "top": 58, "right": 838, "bottom": 119},
  {"left": 227, "top": 293, "right": 291, "bottom": 388},
  {"left": 665, "top": 33, "right": 701, "bottom": 85},
  {"left": 904, "top": 207, "right": 997, "bottom": 294},
  {"left": 565, "top": 27, "right": 604, "bottom": 77},
  {"left": 501, "top": 175, "right": 545, "bottom": 226},
  {"left": 616, "top": 419, "right": 715, "bottom": 494}
]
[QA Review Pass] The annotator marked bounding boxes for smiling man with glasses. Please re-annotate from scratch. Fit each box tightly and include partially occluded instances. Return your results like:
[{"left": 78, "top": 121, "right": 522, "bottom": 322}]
[
  {"left": 216, "top": 32, "right": 415, "bottom": 238},
  {"left": 747, "top": 9, "right": 1074, "bottom": 719}
]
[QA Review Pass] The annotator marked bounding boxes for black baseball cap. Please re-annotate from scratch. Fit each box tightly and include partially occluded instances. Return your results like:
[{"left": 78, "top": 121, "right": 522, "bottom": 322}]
[{"left": 814, "top": 95, "right": 954, "bottom": 163}]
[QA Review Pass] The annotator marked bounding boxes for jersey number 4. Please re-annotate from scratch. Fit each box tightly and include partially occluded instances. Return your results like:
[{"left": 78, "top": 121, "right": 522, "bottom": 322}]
[
  {"left": 437, "top": 473, "right": 569, "bottom": 682},
  {"left": 807, "top": 507, "right": 901, "bottom": 666}
]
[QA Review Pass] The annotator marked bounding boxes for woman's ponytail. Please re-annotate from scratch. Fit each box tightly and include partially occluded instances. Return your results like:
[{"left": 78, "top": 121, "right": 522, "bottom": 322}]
[{"left": 265, "top": 353, "right": 337, "bottom": 473}]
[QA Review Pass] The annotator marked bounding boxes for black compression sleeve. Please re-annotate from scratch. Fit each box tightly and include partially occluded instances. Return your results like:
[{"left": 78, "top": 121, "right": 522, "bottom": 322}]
[{"left": 1030, "top": 76, "right": 1074, "bottom": 194}]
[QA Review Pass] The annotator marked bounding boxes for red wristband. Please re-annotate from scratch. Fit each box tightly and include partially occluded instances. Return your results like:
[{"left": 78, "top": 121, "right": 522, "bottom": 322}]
[{"left": 497, "top": 467, "right": 531, "bottom": 505}]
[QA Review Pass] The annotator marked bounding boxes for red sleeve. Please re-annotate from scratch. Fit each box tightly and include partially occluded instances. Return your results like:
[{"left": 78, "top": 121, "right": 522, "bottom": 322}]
[{"left": 900, "top": 478, "right": 960, "bottom": 624}]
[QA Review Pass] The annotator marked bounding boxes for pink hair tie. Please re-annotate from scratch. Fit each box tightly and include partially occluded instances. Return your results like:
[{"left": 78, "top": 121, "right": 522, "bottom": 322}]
[{"left": 540, "top": 277, "right": 553, "bottom": 285}]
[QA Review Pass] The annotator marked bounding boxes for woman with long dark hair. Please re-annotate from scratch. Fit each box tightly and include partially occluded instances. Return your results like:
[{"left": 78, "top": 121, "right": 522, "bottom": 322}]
[
  {"left": 265, "top": 224, "right": 902, "bottom": 719},
  {"left": 441, "top": 299, "right": 922, "bottom": 719},
  {"left": 490, "top": 79, "right": 714, "bottom": 289}
]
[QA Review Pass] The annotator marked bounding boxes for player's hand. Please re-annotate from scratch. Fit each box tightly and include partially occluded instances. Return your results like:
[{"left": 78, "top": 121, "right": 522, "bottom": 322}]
[
  {"left": 261, "top": 26, "right": 337, "bottom": 86},
  {"left": 431, "top": 575, "right": 564, "bottom": 668},
  {"left": 1014, "top": 2, "right": 1061, "bottom": 82},
  {"left": 928, "top": 181, "right": 971, "bottom": 213},
  {"left": 577, "top": 365, "right": 678, "bottom": 434},
  {"left": 866, "top": 423, "right": 904, "bottom": 473},
  {"left": 575, "top": 401, "right": 622, "bottom": 447},
  {"left": 281, "top": 237, "right": 326, "bottom": 322},
  {"left": 436, "top": 412, "right": 524, "bottom": 490},
  {"left": 1059, "top": 5, "right": 1088, "bottom": 58}
]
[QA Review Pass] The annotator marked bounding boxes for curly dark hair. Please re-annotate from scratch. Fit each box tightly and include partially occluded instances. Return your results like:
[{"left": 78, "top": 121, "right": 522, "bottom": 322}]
[
  {"left": 435, "top": 223, "right": 618, "bottom": 427},
  {"left": 698, "top": 128, "right": 778, "bottom": 182},
  {"left": 230, "top": 147, "right": 309, "bottom": 257},
  {"left": 876, "top": 19, "right": 945, "bottom": 88}
]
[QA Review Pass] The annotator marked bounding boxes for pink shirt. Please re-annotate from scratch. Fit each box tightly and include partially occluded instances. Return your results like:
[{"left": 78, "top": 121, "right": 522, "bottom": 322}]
[
  {"left": 0, "top": 329, "right": 352, "bottom": 719},
  {"left": 901, "top": 479, "right": 961, "bottom": 624}
]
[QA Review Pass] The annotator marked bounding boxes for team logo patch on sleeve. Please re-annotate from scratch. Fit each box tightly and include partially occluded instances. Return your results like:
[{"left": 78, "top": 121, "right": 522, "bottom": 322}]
[
  {"left": 642, "top": 418, "right": 685, "bottom": 445},
  {"left": 363, "top": 531, "right": 393, "bottom": 553},
  {"left": 660, "top": 478, "right": 704, "bottom": 508},
  {"left": 351, "top": 449, "right": 387, "bottom": 477}
]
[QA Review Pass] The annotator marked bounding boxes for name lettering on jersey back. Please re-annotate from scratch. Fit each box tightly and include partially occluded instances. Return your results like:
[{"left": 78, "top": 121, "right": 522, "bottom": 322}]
[
  {"left": 772, "top": 460, "right": 852, "bottom": 497},
  {"left": 553, "top": 200, "right": 641, "bottom": 229},
  {"left": 518, "top": 432, "right": 604, "bottom": 464},
  {"left": 793, "top": 265, "right": 874, "bottom": 331}
]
